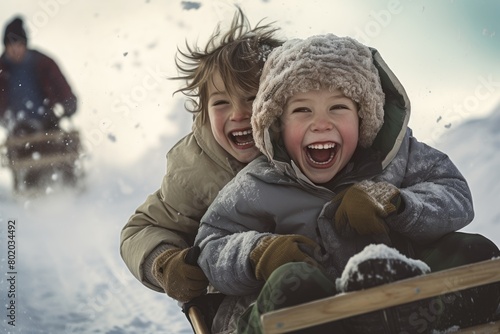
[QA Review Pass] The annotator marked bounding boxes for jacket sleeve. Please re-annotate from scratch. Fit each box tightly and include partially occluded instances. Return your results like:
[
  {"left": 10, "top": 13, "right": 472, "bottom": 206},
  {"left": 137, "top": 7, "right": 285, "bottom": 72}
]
[
  {"left": 120, "top": 137, "right": 209, "bottom": 291},
  {"left": 120, "top": 132, "right": 235, "bottom": 292},
  {"left": 381, "top": 130, "right": 474, "bottom": 243},
  {"left": 38, "top": 52, "right": 77, "bottom": 117},
  {"left": 0, "top": 57, "right": 8, "bottom": 120},
  {"left": 195, "top": 174, "right": 274, "bottom": 296},
  {"left": 120, "top": 174, "right": 201, "bottom": 291}
]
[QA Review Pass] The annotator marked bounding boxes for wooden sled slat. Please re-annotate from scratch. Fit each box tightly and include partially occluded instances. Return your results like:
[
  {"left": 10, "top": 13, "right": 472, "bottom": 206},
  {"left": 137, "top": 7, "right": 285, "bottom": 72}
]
[
  {"left": 188, "top": 306, "right": 211, "bottom": 334},
  {"left": 8, "top": 152, "right": 81, "bottom": 170},
  {"left": 3, "top": 130, "right": 80, "bottom": 148},
  {"left": 261, "top": 258, "right": 500, "bottom": 334}
]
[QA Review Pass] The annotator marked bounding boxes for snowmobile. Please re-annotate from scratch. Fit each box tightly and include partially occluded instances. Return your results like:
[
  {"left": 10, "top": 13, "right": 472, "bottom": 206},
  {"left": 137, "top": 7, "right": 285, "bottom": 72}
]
[
  {"left": 184, "top": 258, "right": 500, "bottom": 334},
  {"left": 0, "top": 118, "right": 84, "bottom": 194}
]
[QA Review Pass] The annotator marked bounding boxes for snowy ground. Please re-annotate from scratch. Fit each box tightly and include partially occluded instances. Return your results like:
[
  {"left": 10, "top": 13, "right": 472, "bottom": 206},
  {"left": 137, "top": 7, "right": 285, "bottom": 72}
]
[{"left": 1, "top": 1, "right": 499, "bottom": 333}]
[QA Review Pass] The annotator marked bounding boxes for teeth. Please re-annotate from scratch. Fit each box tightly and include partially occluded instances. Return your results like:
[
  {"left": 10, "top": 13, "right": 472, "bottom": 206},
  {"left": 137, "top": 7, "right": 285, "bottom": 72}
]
[
  {"left": 314, "top": 157, "right": 333, "bottom": 165},
  {"left": 307, "top": 151, "right": 335, "bottom": 165},
  {"left": 236, "top": 140, "right": 254, "bottom": 146},
  {"left": 307, "top": 143, "right": 336, "bottom": 150},
  {"left": 306, "top": 143, "right": 336, "bottom": 165},
  {"left": 232, "top": 129, "right": 252, "bottom": 136}
]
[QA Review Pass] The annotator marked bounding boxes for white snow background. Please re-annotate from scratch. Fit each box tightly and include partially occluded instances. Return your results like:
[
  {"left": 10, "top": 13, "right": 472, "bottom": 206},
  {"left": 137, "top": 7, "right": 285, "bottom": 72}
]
[{"left": 0, "top": 1, "right": 499, "bottom": 333}]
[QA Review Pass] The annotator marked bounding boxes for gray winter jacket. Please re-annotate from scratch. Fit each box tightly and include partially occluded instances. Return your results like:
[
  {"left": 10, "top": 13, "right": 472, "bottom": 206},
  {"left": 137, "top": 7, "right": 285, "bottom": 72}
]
[{"left": 194, "top": 48, "right": 473, "bottom": 331}]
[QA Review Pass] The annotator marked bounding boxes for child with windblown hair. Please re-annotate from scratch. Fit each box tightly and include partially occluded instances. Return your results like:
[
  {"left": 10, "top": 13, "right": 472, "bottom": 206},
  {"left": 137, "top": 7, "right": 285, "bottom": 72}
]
[{"left": 120, "top": 9, "right": 283, "bottom": 333}]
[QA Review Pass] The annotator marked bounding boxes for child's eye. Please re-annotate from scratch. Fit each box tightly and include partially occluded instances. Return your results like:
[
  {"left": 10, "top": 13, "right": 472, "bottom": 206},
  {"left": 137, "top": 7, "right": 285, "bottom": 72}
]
[
  {"left": 330, "top": 104, "right": 349, "bottom": 110},
  {"left": 292, "top": 107, "right": 311, "bottom": 113},
  {"left": 212, "top": 100, "right": 229, "bottom": 106},
  {"left": 246, "top": 96, "right": 256, "bottom": 103}
]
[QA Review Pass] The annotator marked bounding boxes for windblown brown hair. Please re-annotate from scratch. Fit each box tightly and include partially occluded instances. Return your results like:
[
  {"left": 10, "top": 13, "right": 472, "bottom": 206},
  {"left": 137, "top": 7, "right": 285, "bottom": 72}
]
[{"left": 171, "top": 7, "right": 283, "bottom": 120}]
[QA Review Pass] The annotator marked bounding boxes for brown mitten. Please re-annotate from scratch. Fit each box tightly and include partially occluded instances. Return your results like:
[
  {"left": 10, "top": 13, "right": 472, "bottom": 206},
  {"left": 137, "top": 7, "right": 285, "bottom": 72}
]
[
  {"left": 334, "top": 180, "right": 401, "bottom": 237},
  {"left": 152, "top": 247, "right": 209, "bottom": 303},
  {"left": 250, "top": 234, "right": 320, "bottom": 281}
]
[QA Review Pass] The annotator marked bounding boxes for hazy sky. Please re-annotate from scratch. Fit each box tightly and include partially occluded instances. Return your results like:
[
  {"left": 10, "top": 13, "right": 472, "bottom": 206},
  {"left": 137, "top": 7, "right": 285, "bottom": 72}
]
[{"left": 1, "top": 0, "right": 499, "bottom": 161}]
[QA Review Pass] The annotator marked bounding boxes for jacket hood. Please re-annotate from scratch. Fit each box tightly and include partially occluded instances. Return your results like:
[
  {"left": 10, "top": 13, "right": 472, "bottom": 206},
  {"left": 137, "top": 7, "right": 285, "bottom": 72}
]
[
  {"left": 192, "top": 112, "right": 247, "bottom": 174},
  {"left": 252, "top": 35, "right": 410, "bottom": 171},
  {"left": 370, "top": 49, "right": 411, "bottom": 168}
]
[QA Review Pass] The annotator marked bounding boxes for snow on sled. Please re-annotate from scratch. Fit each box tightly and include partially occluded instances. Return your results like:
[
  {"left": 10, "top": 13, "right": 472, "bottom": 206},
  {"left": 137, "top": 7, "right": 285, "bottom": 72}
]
[
  {"left": 261, "top": 258, "right": 500, "bottom": 334},
  {"left": 1, "top": 124, "right": 84, "bottom": 194}
]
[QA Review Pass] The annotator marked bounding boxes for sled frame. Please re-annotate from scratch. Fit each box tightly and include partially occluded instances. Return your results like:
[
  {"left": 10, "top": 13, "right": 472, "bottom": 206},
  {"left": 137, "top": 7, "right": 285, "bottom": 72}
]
[
  {"left": 261, "top": 258, "right": 500, "bottom": 333},
  {"left": 1, "top": 129, "right": 82, "bottom": 192}
]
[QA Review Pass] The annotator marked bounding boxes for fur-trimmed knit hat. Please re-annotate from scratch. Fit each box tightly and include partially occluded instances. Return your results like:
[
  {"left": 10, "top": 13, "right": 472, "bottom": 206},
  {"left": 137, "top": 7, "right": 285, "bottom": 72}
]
[
  {"left": 3, "top": 17, "right": 28, "bottom": 46},
  {"left": 252, "top": 33, "right": 385, "bottom": 157}
]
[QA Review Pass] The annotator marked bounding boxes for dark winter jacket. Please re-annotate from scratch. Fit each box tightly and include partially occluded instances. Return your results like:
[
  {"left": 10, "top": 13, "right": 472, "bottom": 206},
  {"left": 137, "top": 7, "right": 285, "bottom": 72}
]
[
  {"left": 120, "top": 113, "right": 247, "bottom": 291},
  {"left": 193, "top": 47, "right": 474, "bottom": 332},
  {"left": 0, "top": 49, "right": 77, "bottom": 128}
]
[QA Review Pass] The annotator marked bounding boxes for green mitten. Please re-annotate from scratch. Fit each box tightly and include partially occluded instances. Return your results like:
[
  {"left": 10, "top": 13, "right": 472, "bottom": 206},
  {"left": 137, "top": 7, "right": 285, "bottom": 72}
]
[
  {"left": 334, "top": 180, "right": 401, "bottom": 237},
  {"left": 250, "top": 234, "right": 319, "bottom": 281}
]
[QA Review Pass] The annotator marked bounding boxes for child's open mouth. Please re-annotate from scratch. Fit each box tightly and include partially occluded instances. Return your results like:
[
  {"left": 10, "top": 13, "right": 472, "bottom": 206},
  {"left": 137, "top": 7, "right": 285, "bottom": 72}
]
[
  {"left": 230, "top": 129, "right": 254, "bottom": 147},
  {"left": 306, "top": 143, "right": 337, "bottom": 165}
]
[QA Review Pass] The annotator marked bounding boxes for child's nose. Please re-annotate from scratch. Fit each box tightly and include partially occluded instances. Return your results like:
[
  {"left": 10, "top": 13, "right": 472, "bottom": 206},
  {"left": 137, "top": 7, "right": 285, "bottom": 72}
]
[
  {"left": 311, "top": 114, "right": 334, "bottom": 131},
  {"left": 231, "top": 103, "right": 251, "bottom": 121}
]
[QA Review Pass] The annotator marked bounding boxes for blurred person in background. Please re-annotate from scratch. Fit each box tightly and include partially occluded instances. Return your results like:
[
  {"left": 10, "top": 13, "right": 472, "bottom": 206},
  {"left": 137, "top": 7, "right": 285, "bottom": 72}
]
[
  {"left": 0, "top": 16, "right": 80, "bottom": 191},
  {"left": 0, "top": 16, "right": 77, "bottom": 135}
]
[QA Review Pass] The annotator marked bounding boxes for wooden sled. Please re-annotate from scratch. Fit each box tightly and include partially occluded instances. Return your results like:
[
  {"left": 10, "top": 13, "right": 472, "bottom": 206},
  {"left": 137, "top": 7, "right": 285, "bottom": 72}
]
[
  {"left": 1, "top": 129, "right": 83, "bottom": 192},
  {"left": 261, "top": 258, "right": 500, "bottom": 333}
]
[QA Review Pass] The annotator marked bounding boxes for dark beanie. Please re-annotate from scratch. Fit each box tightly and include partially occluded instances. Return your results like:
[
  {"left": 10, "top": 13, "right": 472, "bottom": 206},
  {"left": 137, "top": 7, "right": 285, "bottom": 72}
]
[{"left": 3, "top": 17, "right": 28, "bottom": 46}]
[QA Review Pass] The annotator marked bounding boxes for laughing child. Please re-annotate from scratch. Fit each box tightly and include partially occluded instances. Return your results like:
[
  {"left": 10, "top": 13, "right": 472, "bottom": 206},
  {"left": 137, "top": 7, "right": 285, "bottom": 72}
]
[
  {"left": 195, "top": 34, "right": 500, "bottom": 333},
  {"left": 120, "top": 9, "right": 283, "bottom": 333}
]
